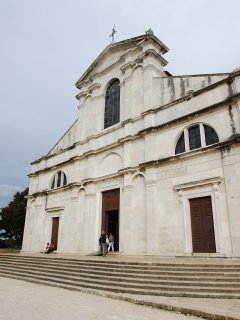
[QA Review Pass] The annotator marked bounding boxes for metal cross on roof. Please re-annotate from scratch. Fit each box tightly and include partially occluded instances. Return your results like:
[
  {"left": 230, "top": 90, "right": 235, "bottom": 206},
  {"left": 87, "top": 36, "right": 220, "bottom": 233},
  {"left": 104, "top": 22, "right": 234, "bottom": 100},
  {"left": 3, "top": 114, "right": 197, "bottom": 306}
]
[{"left": 109, "top": 25, "right": 117, "bottom": 42}]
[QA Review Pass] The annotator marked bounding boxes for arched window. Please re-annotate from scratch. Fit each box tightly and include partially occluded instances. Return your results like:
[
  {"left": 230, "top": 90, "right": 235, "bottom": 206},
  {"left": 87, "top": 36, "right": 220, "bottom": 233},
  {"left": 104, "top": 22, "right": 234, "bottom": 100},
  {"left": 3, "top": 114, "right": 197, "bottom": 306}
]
[
  {"left": 204, "top": 124, "right": 219, "bottom": 145},
  {"left": 175, "top": 132, "right": 185, "bottom": 154},
  {"left": 50, "top": 171, "right": 67, "bottom": 189},
  {"left": 189, "top": 125, "right": 201, "bottom": 150},
  {"left": 175, "top": 124, "right": 219, "bottom": 155},
  {"left": 104, "top": 79, "right": 120, "bottom": 129}
]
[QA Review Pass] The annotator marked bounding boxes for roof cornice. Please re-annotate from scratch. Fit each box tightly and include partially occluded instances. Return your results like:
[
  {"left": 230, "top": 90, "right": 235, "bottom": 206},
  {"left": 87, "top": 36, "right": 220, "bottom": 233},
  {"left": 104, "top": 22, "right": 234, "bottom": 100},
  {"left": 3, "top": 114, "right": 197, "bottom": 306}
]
[{"left": 75, "top": 34, "right": 169, "bottom": 88}]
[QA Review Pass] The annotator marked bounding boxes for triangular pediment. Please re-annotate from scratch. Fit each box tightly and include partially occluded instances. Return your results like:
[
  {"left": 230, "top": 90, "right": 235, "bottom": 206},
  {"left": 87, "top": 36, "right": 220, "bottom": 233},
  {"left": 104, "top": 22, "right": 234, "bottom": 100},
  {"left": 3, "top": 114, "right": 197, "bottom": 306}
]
[{"left": 75, "top": 34, "right": 169, "bottom": 89}]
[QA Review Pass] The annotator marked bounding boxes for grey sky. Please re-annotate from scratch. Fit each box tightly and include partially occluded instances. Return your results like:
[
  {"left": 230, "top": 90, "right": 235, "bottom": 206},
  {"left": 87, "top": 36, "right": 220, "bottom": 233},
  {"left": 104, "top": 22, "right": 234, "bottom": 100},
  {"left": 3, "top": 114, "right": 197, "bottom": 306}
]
[{"left": 0, "top": 0, "right": 239, "bottom": 207}]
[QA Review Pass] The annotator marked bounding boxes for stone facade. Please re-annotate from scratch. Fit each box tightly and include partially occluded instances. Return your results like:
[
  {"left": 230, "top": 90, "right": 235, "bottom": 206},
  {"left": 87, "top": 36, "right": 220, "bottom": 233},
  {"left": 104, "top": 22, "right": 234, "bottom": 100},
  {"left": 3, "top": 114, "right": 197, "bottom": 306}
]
[{"left": 22, "top": 34, "right": 240, "bottom": 257}]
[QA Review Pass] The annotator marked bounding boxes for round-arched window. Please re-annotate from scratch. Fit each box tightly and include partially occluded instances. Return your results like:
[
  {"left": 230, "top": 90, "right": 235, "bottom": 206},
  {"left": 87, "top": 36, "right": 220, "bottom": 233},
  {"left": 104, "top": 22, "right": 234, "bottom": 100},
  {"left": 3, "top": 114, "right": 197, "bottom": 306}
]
[
  {"left": 175, "top": 124, "right": 219, "bottom": 155},
  {"left": 50, "top": 171, "right": 67, "bottom": 189},
  {"left": 104, "top": 79, "right": 120, "bottom": 129}
]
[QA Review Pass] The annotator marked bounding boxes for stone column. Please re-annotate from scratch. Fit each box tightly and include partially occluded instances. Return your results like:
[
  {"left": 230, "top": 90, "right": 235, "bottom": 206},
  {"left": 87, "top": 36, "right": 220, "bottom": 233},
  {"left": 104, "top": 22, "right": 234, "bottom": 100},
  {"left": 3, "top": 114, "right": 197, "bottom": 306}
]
[
  {"left": 21, "top": 201, "right": 32, "bottom": 252},
  {"left": 145, "top": 178, "right": 158, "bottom": 255},
  {"left": 184, "top": 128, "right": 189, "bottom": 151},
  {"left": 121, "top": 173, "right": 133, "bottom": 254},
  {"left": 121, "top": 184, "right": 133, "bottom": 254},
  {"left": 200, "top": 123, "right": 206, "bottom": 147},
  {"left": 123, "top": 142, "right": 132, "bottom": 168},
  {"left": 131, "top": 174, "right": 147, "bottom": 254},
  {"left": 132, "top": 66, "right": 144, "bottom": 117},
  {"left": 123, "top": 75, "right": 133, "bottom": 120},
  {"left": 144, "top": 133, "right": 156, "bottom": 163},
  {"left": 69, "top": 194, "right": 78, "bottom": 253},
  {"left": 83, "top": 191, "right": 97, "bottom": 254}
]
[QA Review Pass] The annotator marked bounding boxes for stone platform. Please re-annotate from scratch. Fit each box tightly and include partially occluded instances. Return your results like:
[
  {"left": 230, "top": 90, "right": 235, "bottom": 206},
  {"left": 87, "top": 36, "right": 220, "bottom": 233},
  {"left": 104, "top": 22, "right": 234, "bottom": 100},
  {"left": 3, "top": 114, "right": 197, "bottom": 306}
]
[{"left": 0, "top": 253, "right": 240, "bottom": 319}]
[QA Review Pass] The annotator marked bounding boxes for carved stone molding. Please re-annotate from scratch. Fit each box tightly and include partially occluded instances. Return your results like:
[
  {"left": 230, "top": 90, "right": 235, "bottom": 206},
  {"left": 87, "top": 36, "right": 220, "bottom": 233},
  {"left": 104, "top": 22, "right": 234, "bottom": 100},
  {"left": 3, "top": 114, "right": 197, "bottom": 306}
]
[
  {"left": 174, "top": 177, "right": 223, "bottom": 191},
  {"left": 46, "top": 206, "right": 64, "bottom": 216}
]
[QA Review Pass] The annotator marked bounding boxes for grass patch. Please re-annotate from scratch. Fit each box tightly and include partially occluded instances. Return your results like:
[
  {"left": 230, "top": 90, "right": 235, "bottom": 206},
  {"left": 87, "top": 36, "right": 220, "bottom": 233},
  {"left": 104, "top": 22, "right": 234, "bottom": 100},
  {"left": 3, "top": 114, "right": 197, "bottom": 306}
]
[{"left": 0, "top": 249, "right": 20, "bottom": 253}]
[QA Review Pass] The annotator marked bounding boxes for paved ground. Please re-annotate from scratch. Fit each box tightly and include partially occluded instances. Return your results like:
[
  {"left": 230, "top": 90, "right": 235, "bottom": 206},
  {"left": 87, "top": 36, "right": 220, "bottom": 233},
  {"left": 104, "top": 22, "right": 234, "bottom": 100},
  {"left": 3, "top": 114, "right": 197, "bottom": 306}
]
[
  {"left": 126, "top": 294, "right": 240, "bottom": 320},
  {"left": 0, "top": 277, "right": 199, "bottom": 320},
  {"left": 19, "top": 252, "right": 240, "bottom": 264},
  {"left": 2, "top": 253, "right": 240, "bottom": 319}
]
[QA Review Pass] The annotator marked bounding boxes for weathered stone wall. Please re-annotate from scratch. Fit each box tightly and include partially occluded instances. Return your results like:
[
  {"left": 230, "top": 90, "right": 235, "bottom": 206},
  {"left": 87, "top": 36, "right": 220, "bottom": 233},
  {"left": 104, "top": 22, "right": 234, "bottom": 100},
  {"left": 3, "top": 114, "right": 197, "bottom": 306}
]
[{"left": 22, "top": 35, "right": 240, "bottom": 257}]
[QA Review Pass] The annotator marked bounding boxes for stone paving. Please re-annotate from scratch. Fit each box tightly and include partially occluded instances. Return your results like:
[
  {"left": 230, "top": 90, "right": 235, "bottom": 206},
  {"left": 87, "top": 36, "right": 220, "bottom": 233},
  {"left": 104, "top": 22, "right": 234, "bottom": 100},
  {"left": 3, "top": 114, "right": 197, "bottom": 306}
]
[
  {"left": 123, "top": 294, "right": 240, "bottom": 320},
  {"left": 2, "top": 252, "right": 240, "bottom": 319},
  {"left": 17, "top": 251, "right": 240, "bottom": 264},
  {"left": 0, "top": 277, "right": 199, "bottom": 320}
]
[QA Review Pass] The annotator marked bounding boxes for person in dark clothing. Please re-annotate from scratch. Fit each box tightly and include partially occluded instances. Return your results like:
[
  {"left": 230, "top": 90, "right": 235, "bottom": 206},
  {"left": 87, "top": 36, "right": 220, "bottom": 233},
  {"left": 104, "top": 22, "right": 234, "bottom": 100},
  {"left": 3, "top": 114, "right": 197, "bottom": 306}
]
[
  {"left": 45, "top": 242, "right": 56, "bottom": 254},
  {"left": 99, "top": 230, "right": 108, "bottom": 257}
]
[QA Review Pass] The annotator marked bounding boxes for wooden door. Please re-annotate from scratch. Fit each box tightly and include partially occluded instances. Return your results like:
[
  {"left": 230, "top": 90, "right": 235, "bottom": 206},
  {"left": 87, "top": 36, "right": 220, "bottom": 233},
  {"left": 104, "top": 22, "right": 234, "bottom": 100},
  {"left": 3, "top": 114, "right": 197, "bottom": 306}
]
[
  {"left": 190, "top": 196, "right": 216, "bottom": 253},
  {"left": 51, "top": 217, "right": 59, "bottom": 250},
  {"left": 102, "top": 189, "right": 120, "bottom": 229}
]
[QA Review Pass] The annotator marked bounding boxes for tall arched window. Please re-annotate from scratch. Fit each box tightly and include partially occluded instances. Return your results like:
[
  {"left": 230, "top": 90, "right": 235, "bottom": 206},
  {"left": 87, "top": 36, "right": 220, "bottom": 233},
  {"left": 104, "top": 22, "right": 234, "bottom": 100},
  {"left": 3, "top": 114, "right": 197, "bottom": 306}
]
[
  {"left": 104, "top": 79, "right": 120, "bottom": 129},
  {"left": 175, "top": 124, "right": 219, "bottom": 155},
  {"left": 50, "top": 171, "right": 67, "bottom": 189}
]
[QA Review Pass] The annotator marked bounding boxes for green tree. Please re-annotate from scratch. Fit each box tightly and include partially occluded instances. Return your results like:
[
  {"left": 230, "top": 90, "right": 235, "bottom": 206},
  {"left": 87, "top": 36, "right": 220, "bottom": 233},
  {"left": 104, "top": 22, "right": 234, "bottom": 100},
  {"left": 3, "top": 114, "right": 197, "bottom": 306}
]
[{"left": 0, "top": 188, "right": 28, "bottom": 247}]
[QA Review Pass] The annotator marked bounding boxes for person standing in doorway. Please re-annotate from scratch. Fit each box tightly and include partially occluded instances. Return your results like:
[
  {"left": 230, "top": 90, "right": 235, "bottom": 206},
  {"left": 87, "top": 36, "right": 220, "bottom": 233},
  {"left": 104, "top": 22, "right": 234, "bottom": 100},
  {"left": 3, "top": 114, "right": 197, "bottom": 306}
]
[
  {"left": 108, "top": 233, "right": 114, "bottom": 252},
  {"left": 99, "top": 230, "right": 108, "bottom": 257}
]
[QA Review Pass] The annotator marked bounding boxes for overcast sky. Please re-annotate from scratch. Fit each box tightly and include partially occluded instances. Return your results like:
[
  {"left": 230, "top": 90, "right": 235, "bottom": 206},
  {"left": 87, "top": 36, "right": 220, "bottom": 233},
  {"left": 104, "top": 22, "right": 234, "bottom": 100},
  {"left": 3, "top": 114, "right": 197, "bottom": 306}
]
[{"left": 0, "top": 0, "right": 239, "bottom": 207}]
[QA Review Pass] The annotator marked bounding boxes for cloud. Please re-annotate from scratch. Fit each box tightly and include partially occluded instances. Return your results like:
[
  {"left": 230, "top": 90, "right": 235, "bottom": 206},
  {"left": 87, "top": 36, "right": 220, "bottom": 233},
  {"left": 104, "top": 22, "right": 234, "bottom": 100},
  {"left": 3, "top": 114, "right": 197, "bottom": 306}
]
[{"left": 0, "top": 184, "right": 24, "bottom": 207}]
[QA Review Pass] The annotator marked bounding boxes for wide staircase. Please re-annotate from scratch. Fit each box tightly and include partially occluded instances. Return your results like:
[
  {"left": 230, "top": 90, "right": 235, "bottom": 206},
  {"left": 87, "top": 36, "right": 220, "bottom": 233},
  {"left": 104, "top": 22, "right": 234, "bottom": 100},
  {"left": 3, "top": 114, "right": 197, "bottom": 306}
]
[{"left": 0, "top": 254, "right": 240, "bottom": 299}]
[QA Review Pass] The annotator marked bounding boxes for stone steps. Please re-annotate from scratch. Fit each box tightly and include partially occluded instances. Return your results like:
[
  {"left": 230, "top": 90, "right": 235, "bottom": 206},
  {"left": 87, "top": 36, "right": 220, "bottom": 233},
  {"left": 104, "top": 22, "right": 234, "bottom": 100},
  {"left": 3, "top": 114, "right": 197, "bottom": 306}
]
[
  {"left": 1, "top": 255, "right": 240, "bottom": 272},
  {"left": 0, "top": 254, "right": 240, "bottom": 298},
  {"left": 2, "top": 255, "right": 240, "bottom": 267},
  {"left": 0, "top": 262, "right": 240, "bottom": 287},
  {"left": 1, "top": 270, "right": 240, "bottom": 299},
  {"left": 1, "top": 265, "right": 240, "bottom": 291},
  {"left": 1, "top": 258, "right": 240, "bottom": 280}
]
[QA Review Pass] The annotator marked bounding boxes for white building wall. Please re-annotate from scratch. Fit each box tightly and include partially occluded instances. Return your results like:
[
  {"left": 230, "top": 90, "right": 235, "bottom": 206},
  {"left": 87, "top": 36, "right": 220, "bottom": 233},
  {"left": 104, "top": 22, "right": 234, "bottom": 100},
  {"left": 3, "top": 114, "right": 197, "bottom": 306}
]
[{"left": 23, "top": 35, "right": 240, "bottom": 257}]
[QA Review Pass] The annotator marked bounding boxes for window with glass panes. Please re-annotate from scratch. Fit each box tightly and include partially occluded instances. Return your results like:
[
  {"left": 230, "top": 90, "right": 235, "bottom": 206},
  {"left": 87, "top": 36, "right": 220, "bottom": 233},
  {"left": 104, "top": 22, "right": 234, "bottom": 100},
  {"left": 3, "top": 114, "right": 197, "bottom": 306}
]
[
  {"left": 175, "top": 124, "right": 219, "bottom": 155},
  {"left": 51, "top": 171, "right": 67, "bottom": 189},
  {"left": 104, "top": 79, "right": 120, "bottom": 129}
]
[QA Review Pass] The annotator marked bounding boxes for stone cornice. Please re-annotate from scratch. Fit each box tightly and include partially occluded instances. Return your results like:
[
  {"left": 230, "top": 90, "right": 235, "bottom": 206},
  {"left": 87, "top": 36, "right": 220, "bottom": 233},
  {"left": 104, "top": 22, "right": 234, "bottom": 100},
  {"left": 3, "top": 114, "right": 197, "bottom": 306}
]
[
  {"left": 28, "top": 135, "right": 240, "bottom": 197},
  {"left": 143, "top": 74, "right": 240, "bottom": 119},
  {"left": 46, "top": 206, "right": 65, "bottom": 213},
  {"left": 174, "top": 177, "right": 223, "bottom": 191},
  {"left": 139, "top": 134, "right": 240, "bottom": 169},
  {"left": 81, "top": 171, "right": 123, "bottom": 184},
  {"left": 29, "top": 182, "right": 81, "bottom": 198},
  {"left": 139, "top": 92, "right": 240, "bottom": 136},
  {"left": 77, "top": 57, "right": 125, "bottom": 90},
  {"left": 29, "top": 94, "right": 240, "bottom": 177},
  {"left": 75, "top": 34, "right": 169, "bottom": 88},
  {"left": 31, "top": 71, "right": 240, "bottom": 169},
  {"left": 139, "top": 49, "right": 168, "bottom": 66}
]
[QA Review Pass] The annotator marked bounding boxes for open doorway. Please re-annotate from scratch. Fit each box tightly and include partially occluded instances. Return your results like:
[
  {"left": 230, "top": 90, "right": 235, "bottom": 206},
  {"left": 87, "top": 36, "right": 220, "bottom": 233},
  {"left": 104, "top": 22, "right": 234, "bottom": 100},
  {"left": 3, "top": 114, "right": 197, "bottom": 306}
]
[{"left": 102, "top": 189, "right": 119, "bottom": 251}]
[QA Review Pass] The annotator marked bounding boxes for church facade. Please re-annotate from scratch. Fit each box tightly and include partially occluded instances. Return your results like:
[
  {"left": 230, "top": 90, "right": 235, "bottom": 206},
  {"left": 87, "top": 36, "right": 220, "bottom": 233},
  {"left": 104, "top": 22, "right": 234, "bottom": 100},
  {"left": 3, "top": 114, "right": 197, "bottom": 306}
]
[{"left": 22, "top": 34, "right": 240, "bottom": 257}]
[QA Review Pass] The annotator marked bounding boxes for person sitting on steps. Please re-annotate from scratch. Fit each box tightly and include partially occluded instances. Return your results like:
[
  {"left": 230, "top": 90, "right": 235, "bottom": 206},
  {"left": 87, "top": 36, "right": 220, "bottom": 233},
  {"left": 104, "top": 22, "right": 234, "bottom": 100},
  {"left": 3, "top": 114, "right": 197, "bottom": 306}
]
[
  {"left": 44, "top": 242, "right": 50, "bottom": 253},
  {"left": 44, "top": 242, "right": 56, "bottom": 254}
]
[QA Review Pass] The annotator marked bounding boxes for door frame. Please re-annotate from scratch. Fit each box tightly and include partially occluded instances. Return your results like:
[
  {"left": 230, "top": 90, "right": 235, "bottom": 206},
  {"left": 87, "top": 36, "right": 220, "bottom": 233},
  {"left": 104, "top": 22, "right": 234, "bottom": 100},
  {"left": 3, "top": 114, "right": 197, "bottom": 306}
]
[
  {"left": 174, "top": 179, "right": 222, "bottom": 254},
  {"left": 189, "top": 196, "right": 216, "bottom": 253},
  {"left": 101, "top": 188, "right": 120, "bottom": 251},
  {"left": 51, "top": 217, "right": 60, "bottom": 250},
  {"left": 45, "top": 207, "right": 64, "bottom": 252}
]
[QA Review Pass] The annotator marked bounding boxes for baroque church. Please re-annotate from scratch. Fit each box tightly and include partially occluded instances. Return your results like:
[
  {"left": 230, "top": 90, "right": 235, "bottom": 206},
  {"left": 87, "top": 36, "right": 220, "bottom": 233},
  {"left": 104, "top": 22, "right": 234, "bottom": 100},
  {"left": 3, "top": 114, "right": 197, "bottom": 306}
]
[{"left": 22, "top": 33, "right": 240, "bottom": 257}]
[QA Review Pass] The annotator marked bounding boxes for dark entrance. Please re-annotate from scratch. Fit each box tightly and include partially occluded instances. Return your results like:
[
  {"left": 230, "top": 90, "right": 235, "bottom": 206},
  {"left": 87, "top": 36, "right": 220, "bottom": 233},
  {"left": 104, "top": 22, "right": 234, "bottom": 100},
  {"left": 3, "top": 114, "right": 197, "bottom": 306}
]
[
  {"left": 102, "top": 189, "right": 119, "bottom": 251},
  {"left": 190, "top": 196, "right": 216, "bottom": 253},
  {"left": 51, "top": 217, "right": 59, "bottom": 250}
]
